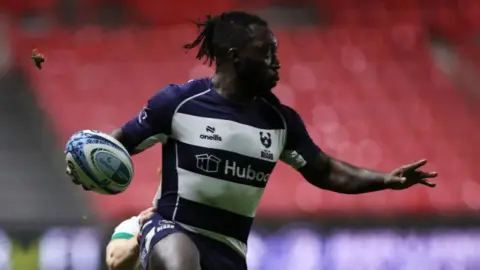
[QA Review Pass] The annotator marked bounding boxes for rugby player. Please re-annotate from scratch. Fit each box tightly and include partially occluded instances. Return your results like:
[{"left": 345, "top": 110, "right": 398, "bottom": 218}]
[
  {"left": 69, "top": 11, "right": 437, "bottom": 270},
  {"left": 106, "top": 207, "right": 155, "bottom": 270}
]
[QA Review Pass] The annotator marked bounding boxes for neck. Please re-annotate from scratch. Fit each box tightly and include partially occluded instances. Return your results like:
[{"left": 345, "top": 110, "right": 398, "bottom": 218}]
[{"left": 211, "top": 71, "right": 256, "bottom": 104}]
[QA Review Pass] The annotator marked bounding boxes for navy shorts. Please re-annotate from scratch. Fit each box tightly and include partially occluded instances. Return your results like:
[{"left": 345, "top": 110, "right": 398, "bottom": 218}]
[{"left": 139, "top": 212, "right": 247, "bottom": 270}]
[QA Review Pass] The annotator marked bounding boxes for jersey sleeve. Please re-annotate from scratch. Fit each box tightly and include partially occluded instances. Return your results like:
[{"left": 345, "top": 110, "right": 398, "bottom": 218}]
[
  {"left": 111, "top": 216, "right": 141, "bottom": 240},
  {"left": 280, "top": 106, "right": 322, "bottom": 169},
  {"left": 120, "top": 84, "right": 180, "bottom": 152}
]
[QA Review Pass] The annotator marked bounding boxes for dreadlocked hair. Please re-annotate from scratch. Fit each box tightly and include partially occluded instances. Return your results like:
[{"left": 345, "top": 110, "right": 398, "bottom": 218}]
[{"left": 184, "top": 11, "right": 268, "bottom": 66}]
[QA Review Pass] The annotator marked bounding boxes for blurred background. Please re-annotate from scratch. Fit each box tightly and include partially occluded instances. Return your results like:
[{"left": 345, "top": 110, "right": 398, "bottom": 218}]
[{"left": 0, "top": 0, "right": 479, "bottom": 269}]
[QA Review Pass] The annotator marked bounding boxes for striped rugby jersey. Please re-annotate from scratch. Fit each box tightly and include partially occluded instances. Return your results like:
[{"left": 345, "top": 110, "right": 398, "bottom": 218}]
[{"left": 121, "top": 78, "right": 321, "bottom": 255}]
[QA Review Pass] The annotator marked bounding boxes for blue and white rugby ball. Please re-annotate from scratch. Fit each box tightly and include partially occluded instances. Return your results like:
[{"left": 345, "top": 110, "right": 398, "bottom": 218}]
[{"left": 65, "top": 129, "right": 134, "bottom": 194}]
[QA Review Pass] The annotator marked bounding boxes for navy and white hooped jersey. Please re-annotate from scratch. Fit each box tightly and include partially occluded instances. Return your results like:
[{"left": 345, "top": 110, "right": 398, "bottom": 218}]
[{"left": 121, "top": 78, "right": 321, "bottom": 255}]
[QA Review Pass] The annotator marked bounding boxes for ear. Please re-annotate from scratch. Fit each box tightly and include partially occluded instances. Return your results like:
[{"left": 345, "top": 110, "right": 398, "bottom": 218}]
[{"left": 228, "top": 48, "right": 240, "bottom": 64}]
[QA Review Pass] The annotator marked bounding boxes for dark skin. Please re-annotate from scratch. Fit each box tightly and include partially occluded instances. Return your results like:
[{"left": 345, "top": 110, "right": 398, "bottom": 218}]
[{"left": 68, "top": 24, "right": 437, "bottom": 193}]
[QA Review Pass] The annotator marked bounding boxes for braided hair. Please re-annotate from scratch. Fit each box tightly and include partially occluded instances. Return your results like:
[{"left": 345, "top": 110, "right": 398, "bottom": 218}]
[{"left": 184, "top": 11, "right": 268, "bottom": 66}]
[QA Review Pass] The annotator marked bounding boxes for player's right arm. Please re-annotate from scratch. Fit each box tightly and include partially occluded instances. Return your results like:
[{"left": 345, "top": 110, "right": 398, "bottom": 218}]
[{"left": 111, "top": 84, "right": 181, "bottom": 155}]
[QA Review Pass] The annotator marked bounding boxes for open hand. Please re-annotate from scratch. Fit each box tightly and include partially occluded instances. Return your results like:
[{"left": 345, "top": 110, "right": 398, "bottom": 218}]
[
  {"left": 136, "top": 207, "right": 156, "bottom": 244},
  {"left": 385, "top": 159, "right": 438, "bottom": 190},
  {"left": 138, "top": 207, "right": 156, "bottom": 227}
]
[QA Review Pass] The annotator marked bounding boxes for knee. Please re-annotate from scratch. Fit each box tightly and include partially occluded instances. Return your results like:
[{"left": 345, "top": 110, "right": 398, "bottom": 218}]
[{"left": 149, "top": 233, "right": 200, "bottom": 270}]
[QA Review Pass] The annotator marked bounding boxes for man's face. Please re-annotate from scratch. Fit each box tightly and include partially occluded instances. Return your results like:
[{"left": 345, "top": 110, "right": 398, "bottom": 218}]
[{"left": 234, "top": 25, "right": 280, "bottom": 95}]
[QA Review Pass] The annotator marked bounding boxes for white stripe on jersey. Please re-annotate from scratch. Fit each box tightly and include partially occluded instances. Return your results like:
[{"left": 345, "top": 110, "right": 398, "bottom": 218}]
[
  {"left": 177, "top": 167, "right": 264, "bottom": 217},
  {"left": 171, "top": 89, "right": 212, "bottom": 221},
  {"left": 171, "top": 113, "right": 286, "bottom": 161}
]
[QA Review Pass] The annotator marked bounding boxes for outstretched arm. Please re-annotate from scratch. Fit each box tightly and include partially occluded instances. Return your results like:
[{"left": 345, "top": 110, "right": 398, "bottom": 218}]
[
  {"left": 298, "top": 153, "right": 436, "bottom": 194},
  {"left": 298, "top": 152, "right": 387, "bottom": 194},
  {"left": 280, "top": 105, "right": 437, "bottom": 194}
]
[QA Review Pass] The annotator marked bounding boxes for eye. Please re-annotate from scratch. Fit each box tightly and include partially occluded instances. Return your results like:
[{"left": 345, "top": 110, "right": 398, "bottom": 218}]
[
  {"left": 256, "top": 45, "right": 269, "bottom": 55},
  {"left": 265, "top": 49, "right": 272, "bottom": 59}
]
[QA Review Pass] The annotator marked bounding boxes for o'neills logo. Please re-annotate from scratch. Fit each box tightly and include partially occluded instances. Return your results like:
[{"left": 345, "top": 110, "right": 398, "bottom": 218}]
[
  {"left": 200, "top": 126, "right": 222, "bottom": 141},
  {"left": 199, "top": 134, "right": 222, "bottom": 141}
]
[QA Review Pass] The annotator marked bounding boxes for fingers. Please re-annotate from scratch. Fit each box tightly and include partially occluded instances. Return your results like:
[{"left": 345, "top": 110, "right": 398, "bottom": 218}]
[
  {"left": 419, "top": 179, "right": 436, "bottom": 188},
  {"left": 143, "top": 212, "right": 155, "bottom": 220},
  {"left": 418, "top": 170, "right": 437, "bottom": 188},
  {"left": 141, "top": 207, "right": 156, "bottom": 213},
  {"left": 421, "top": 171, "right": 438, "bottom": 178},
  {"left": 66, "top": 165, "right": 91, "bottom": 190},
  {"left": 66, "top": 166, "right": 78, "bottom": 184},
  {"left": 139, "top": 207, "right": 156, "bottom": 217},
  {"left": 404, "top": 159, "right": 427, "bottom": 171},
  {"left": 66, "top": 166, "right": 81, "bottom": 185},
  {"left": 139, "top": 208, "right": 156, "bottom": 226},
  {"left": 146, "top": 207, "right": 156, "bottom": 213}
]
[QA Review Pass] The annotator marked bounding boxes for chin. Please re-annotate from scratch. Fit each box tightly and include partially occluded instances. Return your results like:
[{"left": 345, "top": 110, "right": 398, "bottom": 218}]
[{"left": 266, "top": 78, "right": 279, "bottom": 89}]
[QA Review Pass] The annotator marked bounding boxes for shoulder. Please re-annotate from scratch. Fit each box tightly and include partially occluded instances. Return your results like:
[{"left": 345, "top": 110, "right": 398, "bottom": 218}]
[
  {"left": 260, "top": 93, "right": 303, "bottom": 127},
  {"left": 149, "top": 78, "right": 211, "bottom": 108},
  {"left": 281, "top": 104, "right": 303, "bottom": 125},
  {"left": 111, "top": 216, "right": 140, "bottom": 240}
]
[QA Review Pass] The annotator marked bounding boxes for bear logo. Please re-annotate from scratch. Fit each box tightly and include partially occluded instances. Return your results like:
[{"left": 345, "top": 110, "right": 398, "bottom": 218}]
[{"left": 259, "top": 132, "right": 272, "bottom": 149}]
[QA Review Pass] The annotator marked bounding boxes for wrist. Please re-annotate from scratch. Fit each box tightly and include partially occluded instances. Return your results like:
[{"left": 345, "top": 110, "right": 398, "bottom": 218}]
[{"left": 382, "top": 173, "right": 396, "bottom": 189}]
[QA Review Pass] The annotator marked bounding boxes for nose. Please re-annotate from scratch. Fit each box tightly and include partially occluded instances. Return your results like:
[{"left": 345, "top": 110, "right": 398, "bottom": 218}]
[{"left": 271, "top": 62, "right": 281, "bottom": 70}]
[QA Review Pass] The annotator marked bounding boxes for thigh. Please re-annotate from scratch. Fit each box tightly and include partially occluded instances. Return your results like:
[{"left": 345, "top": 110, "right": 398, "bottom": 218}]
[
  {"left": 186, "top": 232, "right": 247, "bottom": 270},
  {"left": 139, "top": 213, "right": 200, "bottom": 270}
]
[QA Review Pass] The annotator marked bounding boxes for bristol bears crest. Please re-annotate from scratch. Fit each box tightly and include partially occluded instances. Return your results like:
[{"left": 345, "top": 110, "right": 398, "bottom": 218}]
[
  {"left": 259, "top": 132, "right": 272, "bottom": 148},
  {"left": 259, "top": 132, "right": 274, "bottom": 160}
]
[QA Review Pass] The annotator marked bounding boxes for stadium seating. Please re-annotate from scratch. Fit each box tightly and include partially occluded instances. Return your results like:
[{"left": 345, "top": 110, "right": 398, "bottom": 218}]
[{"left": 9, "top": 3, "right": 480, "bottom": 220}]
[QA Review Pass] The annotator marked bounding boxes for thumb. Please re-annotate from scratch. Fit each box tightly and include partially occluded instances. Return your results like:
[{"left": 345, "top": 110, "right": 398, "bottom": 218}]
[{"left": 386, "top": 175, "right": 406, "bottom": 185}]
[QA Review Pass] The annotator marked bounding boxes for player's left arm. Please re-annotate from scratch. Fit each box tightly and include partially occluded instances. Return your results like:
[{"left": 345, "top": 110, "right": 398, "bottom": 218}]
[
  {"left": 106, "top": 207, "right": 155, "bottom": 270},
  {"left": 280, "top": 106, "right": 437, "bottom": 194},
  {"left": 106, "top": 237, "right": 140, "bottom": 270}
]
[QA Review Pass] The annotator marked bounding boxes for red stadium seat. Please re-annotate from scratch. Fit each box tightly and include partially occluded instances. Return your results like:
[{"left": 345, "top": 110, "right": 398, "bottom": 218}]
[{"left": 127, "top": 0, "right": 235, "bottom": 26}]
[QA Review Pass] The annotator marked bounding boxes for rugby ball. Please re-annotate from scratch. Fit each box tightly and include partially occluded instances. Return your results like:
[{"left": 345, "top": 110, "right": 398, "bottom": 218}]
[{"left": 65, "top": 130, "right": 134, "bottom": 194}]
